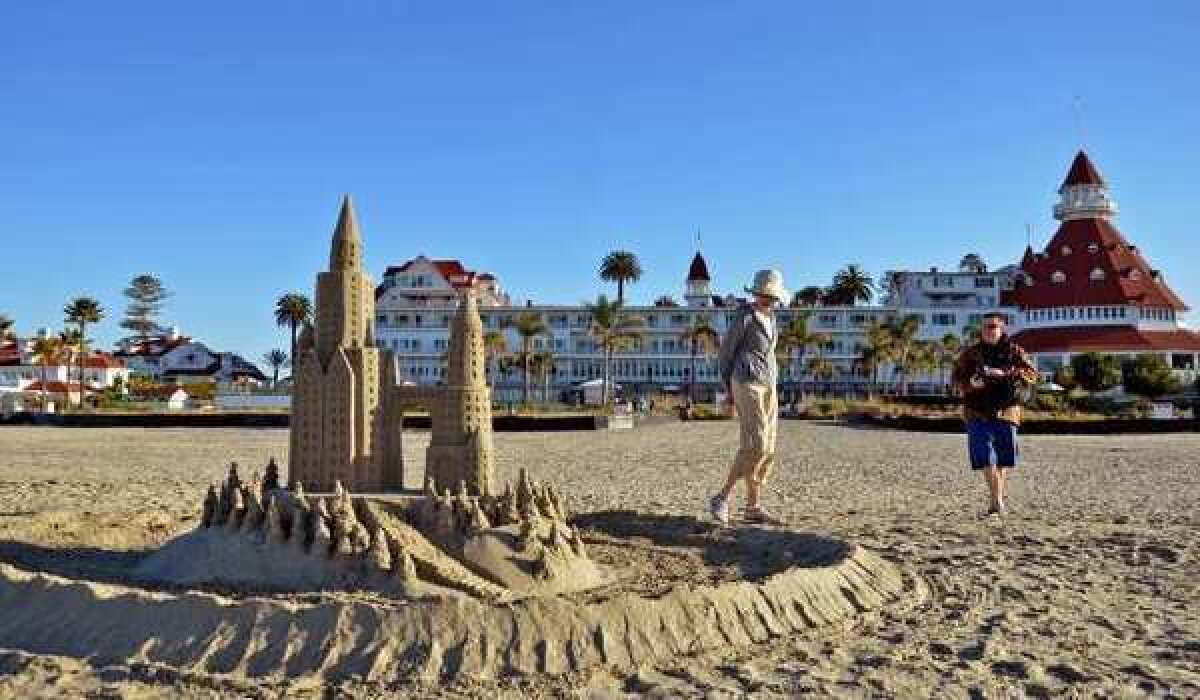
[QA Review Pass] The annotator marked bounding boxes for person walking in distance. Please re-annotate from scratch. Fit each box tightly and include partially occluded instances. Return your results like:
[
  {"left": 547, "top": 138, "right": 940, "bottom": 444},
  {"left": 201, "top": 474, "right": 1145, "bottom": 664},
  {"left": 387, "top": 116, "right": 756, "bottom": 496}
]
[
  {"left": 709, "top": 269, "right": 788, "bottom": 525},
  {"left": 952, "top": 312, "right": 1039, "bottom": 515}
]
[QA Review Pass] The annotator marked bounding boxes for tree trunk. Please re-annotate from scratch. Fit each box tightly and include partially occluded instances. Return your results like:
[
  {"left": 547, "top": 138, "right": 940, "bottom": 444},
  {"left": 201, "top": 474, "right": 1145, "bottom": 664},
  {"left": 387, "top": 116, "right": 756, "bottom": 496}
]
[
  {"left": 617, "top": 279, "right": 625, "bottom": 306},
  {"left": 603, "top": 346, "right": 612, "bottom": 406},
  {"left": 78, "top": 322, "right": 86, "bottom": 409},
  {"left": 522, "top": 352, "right": 531, "bottom": 405},
  {"left": 688, "top": 344, "right": 697, "bottom": 407},
  {"left": 289, "top": 321, "right": 298, "bottom": 373}
]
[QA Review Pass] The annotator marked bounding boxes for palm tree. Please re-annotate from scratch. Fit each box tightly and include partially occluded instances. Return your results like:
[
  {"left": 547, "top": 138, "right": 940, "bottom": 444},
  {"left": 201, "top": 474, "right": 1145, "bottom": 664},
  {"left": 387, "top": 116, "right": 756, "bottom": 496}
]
[
  {"left": 507, "top": 312, "right": 550, "bottom": 405},
  {"left": 274, "top": 293, "right": 313, "bottom": 366},
  {"left": 885, "top": 314, "right": 922, "bottom": 395},
  {"left": 908, "top": 341, "right": 941, "bottom": 393},
  {"left": 791, "top": 286, "right": 825, "bottom": 307},
  {"left": 586, "top": 294, "right": 646, "bottom": 405},
  {"left": 0, "top": 314, "right": 13, "bottom": 342},
  {"left": 532, "top": 350, "right": 557, "bottom": 403},
  {"left": 805, "top": 355, "right": 837, "bottom": 395},
  {"left": 937, "top": 333, "right": 962, "bottom": 394},
  {"left": 599, "top": 250, "right": 643, "bottom": 305},
  {"left": 30, "top": 335, "right": 64, "bottom": 409},
  {"left": 482, "top": 330, "right": 507, "bottom": 389},
  {"left": 860, "top": 319, "right": 894, "bottom": 397},
  {"left": 962, "top": 320, "right": 982, "bottom": 345},
  {"left": 827, "top": 264, "right": 875, "bottom": 306},
  {"left": 262, "top": 349, "right": 288, "bottom": 387},
  {"left": 63, "top": 297, "right": 104, "bottom": 408},
  {"left": 777, "top": 312, "right": 830, "bottom": 400},
  {"left": 678, "top": 317, "right": 719, "bottom": 406}
]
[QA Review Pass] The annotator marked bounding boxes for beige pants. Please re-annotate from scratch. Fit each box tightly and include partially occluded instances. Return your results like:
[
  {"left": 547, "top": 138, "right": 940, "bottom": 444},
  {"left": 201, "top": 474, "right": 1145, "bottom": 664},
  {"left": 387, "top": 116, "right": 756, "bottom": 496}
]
[{"left": 731, "top": 379, "right": 778, "bottom": 484}]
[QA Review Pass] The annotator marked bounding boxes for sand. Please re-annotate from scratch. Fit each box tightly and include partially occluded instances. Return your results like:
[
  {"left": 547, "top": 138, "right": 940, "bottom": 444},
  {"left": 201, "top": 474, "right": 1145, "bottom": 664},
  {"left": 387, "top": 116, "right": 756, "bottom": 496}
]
[{"left": 0, "top": 422, "right": 1198, "bottom": 698}]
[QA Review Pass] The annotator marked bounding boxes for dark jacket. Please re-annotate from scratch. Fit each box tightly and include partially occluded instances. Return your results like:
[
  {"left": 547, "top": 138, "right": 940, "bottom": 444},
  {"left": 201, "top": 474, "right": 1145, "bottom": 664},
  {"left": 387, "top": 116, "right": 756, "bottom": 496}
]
[{"left": 952, "top": 338, "right": 1039, "bottom": 425}]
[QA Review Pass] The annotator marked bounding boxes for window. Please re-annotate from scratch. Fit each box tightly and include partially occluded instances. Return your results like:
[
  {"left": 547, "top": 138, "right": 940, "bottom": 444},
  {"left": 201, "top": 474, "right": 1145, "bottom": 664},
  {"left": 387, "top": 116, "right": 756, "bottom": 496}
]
[
  {"left": 1129, "top": 269, "right": 1142, "bottom": 281},
  {"left": 1090, "top": 268, "right": 1105, "bottom": 281},
  {"left": 974, "top": 277, "right": 995, "bottom": 288},
  {"left": 932, "top": 313, "right": 957, "bottom": 326},
  {"left": 818, "top": 314, "right": 838, "bottom": 327},
  {"left": 1061, "top": 245, "right": 1072, "bottom": 256},
  {"left": 849, "top": 313, "right": 868, "bottom": 325},
  {"left": 1051, "top": 271, "right": 1066, "bottom": 284},
  {"left": 1088, "top": 243, "right": 1099, "bottom": 254}
]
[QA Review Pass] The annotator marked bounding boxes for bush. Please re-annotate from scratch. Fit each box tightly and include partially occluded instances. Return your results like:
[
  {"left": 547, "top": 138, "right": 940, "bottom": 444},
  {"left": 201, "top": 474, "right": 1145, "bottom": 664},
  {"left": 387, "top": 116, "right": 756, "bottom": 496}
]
[
  {"left": 1122, "top": 354, "right": 1181, "bottom": 398},
  {"left": 1071, "top": 353, "right": 1122, "bottom": 392}
]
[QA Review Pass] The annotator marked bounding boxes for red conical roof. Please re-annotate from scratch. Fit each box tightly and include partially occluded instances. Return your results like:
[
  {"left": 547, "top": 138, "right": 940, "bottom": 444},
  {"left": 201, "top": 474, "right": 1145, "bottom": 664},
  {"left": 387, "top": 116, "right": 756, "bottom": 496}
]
[
  {"left": 1059, "top": 150, "right": 1106, "bottom": 192},
  {"left": 687, "top": 252, "right": 711, "bottom": 282},
  {"left": 1002, "top": 218, "right": 1187, "bottom": 311}
]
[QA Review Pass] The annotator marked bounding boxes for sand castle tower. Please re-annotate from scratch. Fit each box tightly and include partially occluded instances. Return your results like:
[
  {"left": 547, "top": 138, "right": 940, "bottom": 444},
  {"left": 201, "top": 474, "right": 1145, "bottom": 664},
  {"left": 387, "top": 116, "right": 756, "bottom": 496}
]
[
  {"left": 421, "top": 291, "right": 495, "bottom": 496},
  {"left": 289, "top": 196, "right": 401, "bottom": 492}
]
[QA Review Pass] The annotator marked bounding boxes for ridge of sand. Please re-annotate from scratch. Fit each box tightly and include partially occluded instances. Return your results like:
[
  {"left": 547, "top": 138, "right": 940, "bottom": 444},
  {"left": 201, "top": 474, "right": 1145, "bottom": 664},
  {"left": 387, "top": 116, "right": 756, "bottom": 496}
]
[{"left": 0, "top": 540, "right": 907, "bottom": 682}]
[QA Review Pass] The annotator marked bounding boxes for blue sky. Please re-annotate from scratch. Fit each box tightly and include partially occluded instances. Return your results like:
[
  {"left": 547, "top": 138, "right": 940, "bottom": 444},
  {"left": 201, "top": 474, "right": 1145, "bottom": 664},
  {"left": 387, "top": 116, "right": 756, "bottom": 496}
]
[{"left": 3, "top": 2, "right": 1198, "bottom": 366}]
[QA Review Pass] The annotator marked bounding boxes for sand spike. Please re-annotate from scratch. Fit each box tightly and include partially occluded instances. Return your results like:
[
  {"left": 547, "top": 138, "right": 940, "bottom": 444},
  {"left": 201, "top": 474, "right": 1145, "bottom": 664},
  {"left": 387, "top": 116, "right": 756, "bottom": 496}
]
[
  {"left": 516, "top": 468, "right": 534, "bottom": 513},
  {"left": 534, "top": 548, "right": 555, "bottom": 580},
  {"left": 534, "top": 484, "right": 558, "bottom": 521},
  {"left": 227, "top": 462, "right": 241, "bottom": 491},
  {"left": 518, "top": 519, "right": 539, "bottom": 552},
  {"left": 548, "top": 522, "right": 570, "bottom": 552},
  {"left": 365, "top": 528, "right": 392, "bottom": 573},
  {"left": 387, "top": 534, "right": 417, "bottom": 581},
  {"left": 424, "top": 476, "right": 437, "bottom": 499},
  {"left": 333, "top": 480, "right": 345, "bottom": 499},
  {"left": 467, "top": 501, "right": 491, "bottom": 534},
  {"left": 263, "top": 457, "right": 281, "bottom": 492},
  {"left": 202, "top": 484, "right": 219, "bottom": 528},
  {"left": 292, "top": 482, "right": 308, "bottom": 509}
]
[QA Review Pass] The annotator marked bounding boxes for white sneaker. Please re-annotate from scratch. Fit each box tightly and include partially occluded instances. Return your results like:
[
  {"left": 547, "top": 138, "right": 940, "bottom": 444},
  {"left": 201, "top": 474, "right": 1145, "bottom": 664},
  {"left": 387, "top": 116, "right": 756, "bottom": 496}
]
[{"left": 709, "top": 495, "right": 730, "bottom": 525}]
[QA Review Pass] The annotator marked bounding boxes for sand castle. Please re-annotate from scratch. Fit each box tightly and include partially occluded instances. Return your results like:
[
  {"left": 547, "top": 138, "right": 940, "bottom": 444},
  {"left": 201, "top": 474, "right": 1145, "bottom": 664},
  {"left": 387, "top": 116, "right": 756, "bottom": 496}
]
[
  {"left": 0, "top": 197, "right": 909, "bottom": 685},
  {"left": 290, "top": 196, "right": 494, "bottom": 495}
]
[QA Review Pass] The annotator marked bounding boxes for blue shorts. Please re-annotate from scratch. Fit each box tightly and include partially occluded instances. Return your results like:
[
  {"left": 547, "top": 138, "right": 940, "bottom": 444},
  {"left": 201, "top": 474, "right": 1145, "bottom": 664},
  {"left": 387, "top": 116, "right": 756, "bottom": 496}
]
[{"left": 966, "top": 418, "right": 1019, "bottom": 469}]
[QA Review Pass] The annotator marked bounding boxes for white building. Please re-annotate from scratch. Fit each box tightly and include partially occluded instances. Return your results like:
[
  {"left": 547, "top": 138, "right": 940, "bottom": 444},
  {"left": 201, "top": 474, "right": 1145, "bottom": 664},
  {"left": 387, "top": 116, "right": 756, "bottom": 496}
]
[
  {"left": 372, "top": 251, "right": 1009, "bottom": 401},
  {"left": 0, "top": 334, "right": 131, "bottom": 405},
  {"left": 114, "top": 329, "right": 267, "bottom": 385}
]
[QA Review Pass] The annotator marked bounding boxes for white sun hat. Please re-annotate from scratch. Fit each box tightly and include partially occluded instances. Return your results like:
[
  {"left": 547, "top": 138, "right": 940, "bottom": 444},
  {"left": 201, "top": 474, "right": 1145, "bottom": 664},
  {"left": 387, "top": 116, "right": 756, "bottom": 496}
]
[{"left": 744, "top": 269, "right": 789, "bottom": 302}]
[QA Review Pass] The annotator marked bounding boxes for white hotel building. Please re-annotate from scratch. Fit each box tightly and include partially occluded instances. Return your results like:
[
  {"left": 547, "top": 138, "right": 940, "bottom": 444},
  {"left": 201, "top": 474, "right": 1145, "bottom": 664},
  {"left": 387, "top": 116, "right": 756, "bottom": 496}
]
[
  {"left": 373, "top": 152, "right": 1200, "bottom": 400},
  {"left": 375, "top": 252, "right": 1015, "bottom": 401}
]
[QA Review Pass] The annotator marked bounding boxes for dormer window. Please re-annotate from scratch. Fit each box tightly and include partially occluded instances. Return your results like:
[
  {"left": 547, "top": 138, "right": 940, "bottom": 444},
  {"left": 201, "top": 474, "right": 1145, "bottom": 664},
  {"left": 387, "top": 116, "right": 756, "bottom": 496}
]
[
  {"left": 1090, "top": 268, "right": 1105, "bottom": 281},
  {"left": 1061, "top": 245, "right": 1072, "bottom": 256},
  {"left": 1087, "top": 243, "right": 1099, "bottom": 254},
  {"left": 1051, "top": 271, "right": 1066, "bottom": 284}
]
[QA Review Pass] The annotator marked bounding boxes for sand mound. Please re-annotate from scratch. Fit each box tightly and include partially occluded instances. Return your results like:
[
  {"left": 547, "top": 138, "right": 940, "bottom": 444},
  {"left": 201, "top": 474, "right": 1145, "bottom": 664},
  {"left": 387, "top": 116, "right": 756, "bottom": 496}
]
[{"left": 0, "top": 530, "right": 906, "bottom": 681}]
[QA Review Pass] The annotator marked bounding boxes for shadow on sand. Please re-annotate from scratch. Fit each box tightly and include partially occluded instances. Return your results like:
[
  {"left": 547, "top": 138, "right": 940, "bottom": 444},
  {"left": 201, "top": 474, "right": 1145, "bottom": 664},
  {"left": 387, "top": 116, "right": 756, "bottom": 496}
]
[{"left": 571, "top": 510, "right": 853, "bottom": 580}]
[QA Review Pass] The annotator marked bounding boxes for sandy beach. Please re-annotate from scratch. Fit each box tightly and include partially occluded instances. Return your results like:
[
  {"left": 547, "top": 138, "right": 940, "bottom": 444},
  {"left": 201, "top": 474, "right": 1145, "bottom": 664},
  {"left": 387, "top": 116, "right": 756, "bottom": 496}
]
[{"left": 0, "top": 421, "right": 1197, "bottom": 698}]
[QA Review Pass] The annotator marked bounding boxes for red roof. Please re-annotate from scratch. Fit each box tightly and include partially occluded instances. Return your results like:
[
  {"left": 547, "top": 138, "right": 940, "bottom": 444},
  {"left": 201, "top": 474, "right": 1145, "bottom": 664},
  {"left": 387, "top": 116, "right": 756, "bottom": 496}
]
[
  {"left": 1010, "top": 325, "right": 1200, "bottom": 353},
  {"left": 1060, "top": 150, "right": 1106, "bottom": 191},
  {"left": 0, "top": 342, "right": 18, "bottom": 366},
  {"left": 384, "top": 258, "right": 478, "bottom": 289},
  {"left": 84, "top": 353, "right": 125, "bottom": 369},
  {"left": 1001, "top": 217, "right": 1187, "bottom": 311},
  {"left": 687, "top": 252, "right": 711, "bottom": 282}
]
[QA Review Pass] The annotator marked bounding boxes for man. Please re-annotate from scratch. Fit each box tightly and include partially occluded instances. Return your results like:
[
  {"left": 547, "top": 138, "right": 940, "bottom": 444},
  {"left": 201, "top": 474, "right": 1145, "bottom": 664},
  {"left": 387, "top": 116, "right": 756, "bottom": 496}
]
[
  {"left": 709, "top": 269, "right": 788, "bottom": 525},
  {"left": 951, "top": 312, "right": 1039, "bottom": 515}
]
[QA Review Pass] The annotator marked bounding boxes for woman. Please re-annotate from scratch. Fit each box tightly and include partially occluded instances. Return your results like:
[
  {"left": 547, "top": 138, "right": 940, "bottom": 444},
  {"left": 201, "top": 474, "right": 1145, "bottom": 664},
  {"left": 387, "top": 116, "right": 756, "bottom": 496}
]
[{"left": 709, "top": 269, "right": 788, "bottom": 525}]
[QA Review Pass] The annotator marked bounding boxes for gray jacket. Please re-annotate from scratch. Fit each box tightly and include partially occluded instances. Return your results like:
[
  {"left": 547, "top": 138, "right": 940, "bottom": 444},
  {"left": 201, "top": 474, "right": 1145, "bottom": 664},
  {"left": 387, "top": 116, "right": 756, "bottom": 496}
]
[{"left": 718, "top": 303, "right": 778, "bottom": 389}]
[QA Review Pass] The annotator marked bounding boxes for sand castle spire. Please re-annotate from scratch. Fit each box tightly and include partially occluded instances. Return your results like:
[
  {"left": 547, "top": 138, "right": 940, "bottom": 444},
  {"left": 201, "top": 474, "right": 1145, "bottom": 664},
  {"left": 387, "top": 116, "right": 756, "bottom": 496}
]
[{"left": 329, "top": 194, "right": 364, "bottom": 271}]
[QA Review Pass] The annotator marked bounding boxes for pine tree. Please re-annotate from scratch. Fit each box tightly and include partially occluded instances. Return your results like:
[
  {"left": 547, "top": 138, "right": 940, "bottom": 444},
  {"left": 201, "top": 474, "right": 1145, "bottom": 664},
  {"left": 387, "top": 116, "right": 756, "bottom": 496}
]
[{"left": 120, "top": 274, "right": 170, "bottom": 342}]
